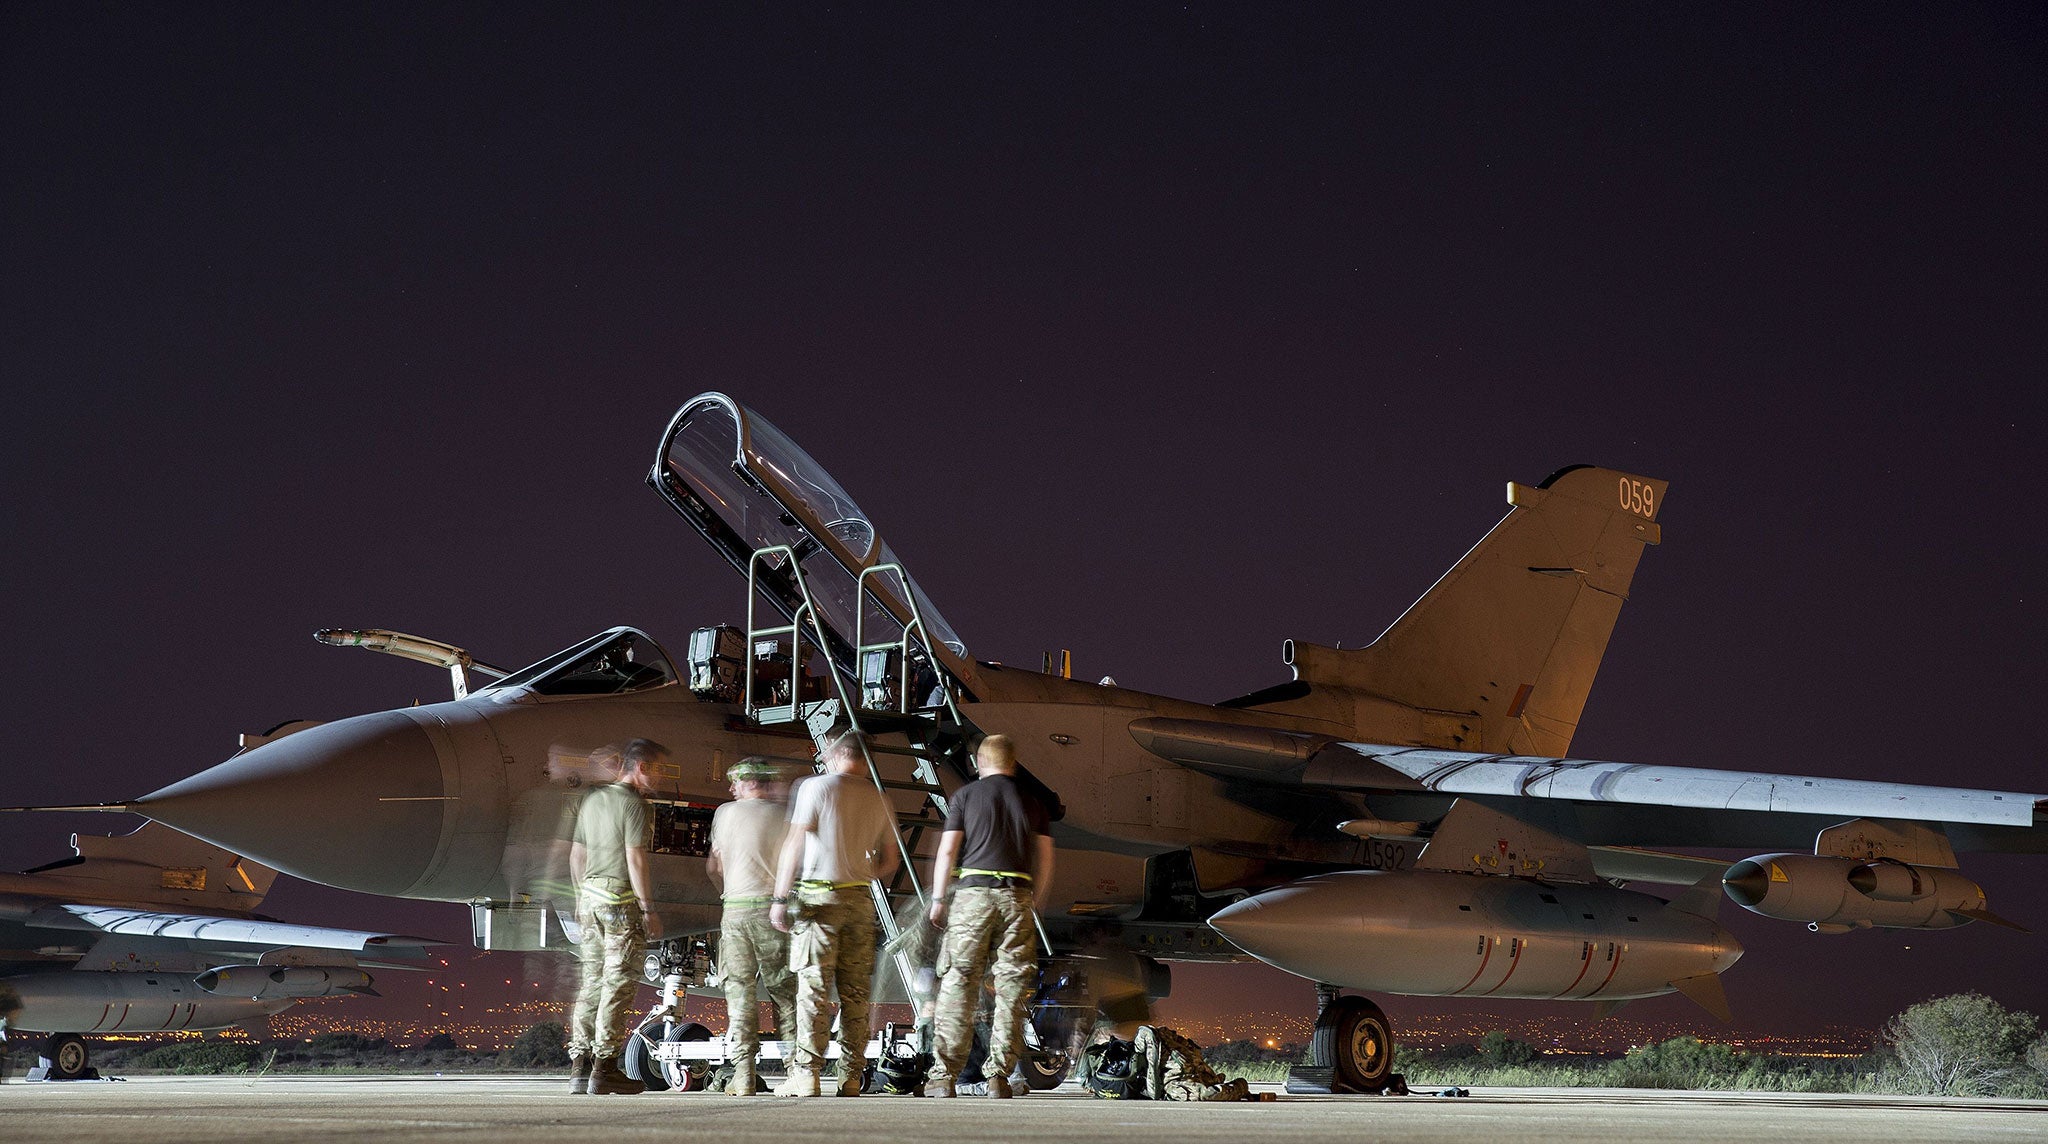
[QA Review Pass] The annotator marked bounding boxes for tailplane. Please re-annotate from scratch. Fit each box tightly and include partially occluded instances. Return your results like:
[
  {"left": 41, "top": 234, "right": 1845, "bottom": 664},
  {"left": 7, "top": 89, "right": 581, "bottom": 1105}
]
[
  {"left": 20, "top": 821, "right": 277, "bottom": 910},
  {"left": 1288, "top": 465, "right": 1666, "bottom": 756}
]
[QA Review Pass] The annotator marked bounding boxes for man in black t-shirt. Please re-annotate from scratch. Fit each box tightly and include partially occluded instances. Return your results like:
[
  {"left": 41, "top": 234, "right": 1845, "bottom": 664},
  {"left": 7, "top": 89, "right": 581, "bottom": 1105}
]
[{"left": 921, "top": 734, "right": 1054, "bottom": 1098}]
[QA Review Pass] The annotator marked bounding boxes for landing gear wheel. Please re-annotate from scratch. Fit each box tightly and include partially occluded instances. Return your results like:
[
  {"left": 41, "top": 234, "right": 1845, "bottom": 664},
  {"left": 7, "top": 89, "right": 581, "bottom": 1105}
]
[
  {"left": 44, "top": 1034, "right": 89, "bottom": 1080},
  {"left": 1312, "top": 996, "right": 1394, "bottom": 1093},
  {"left": 623, "top": 1021, "right": 669, "bottom": 1092},
  {"left": 1019, "top": 1049, "right": 1071, "bottom": 1091},
  {"left": 651, "top": 1022, "right": 713, "bottom": 1092}
]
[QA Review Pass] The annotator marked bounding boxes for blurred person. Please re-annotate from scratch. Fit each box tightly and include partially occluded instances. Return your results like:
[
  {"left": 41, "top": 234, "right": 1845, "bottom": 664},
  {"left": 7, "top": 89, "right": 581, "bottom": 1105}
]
[
  {"left": 567, "top": 739, "right": 665, "bottom": 1095},
  {"left": 706, "top": 757, "right": 796, "bottom": 1095}
]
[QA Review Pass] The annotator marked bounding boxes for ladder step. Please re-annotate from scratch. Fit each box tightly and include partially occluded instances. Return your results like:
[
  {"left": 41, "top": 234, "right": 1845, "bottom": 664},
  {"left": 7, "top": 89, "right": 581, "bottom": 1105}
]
[
  {"left": 862, "top": 741, "right": 942, "bottom": 759},
  {"left": 877, "top": 779, "right": 946, "bottom": 793}
]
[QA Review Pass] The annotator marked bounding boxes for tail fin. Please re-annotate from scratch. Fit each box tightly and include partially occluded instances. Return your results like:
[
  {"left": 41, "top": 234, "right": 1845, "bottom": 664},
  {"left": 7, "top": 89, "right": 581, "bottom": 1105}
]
[
  {"left": 1291, "top": 465, "right": 1666, "bottom": 756},
  {"left": 24, "top": 821, "right": 278, "bottom": 910}
]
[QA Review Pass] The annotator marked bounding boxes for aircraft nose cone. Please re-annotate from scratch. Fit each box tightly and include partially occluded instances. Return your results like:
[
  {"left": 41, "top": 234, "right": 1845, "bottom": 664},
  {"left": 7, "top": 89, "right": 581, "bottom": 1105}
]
[
  {"left": 1715, "top": 926, "right": 1746, "bottom": 973},
  {"left": 135, "top": 711, "right": 446, "bottom": 896},
  {"left": 1722, "top": 860, "right": 1769, "bottom": 908},
  {"left": 1208, "top": 882, "right": 1333, "bottom": 974}
]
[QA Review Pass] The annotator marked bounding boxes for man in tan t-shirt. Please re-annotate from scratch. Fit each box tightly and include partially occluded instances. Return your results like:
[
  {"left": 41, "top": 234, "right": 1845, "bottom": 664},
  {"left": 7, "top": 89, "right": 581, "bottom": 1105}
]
[
  {"left": 768, "top": 730, "right": 897, "bottom": 1097},
  {"left": 568, "top": 739, "right": 665, "bottom": 1095},
  {"left": 706, "top": 757, "right": 795, "bottom": 1095}
]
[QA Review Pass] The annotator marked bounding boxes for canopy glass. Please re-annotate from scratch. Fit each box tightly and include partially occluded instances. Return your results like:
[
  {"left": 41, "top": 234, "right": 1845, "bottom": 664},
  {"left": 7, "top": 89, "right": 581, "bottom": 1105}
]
[{"left": 649, "top": 393, "right": 975, "bottom": 695}]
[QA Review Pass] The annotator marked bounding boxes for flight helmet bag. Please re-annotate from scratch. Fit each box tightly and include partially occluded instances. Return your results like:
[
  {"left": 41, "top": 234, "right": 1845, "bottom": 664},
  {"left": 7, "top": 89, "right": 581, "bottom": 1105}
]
[{"left": 1083, "top": 1035, "right": 1142, "bottom": 1098}]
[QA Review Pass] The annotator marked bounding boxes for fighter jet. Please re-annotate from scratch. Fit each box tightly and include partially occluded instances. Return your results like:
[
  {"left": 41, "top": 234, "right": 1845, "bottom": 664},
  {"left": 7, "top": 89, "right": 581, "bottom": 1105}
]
[
  {"left": 0, "top": 821, "right": 439, "bottom": 1080},
  {"left": 16, "top": 393, "right": 2043, "bottom": 1093}
]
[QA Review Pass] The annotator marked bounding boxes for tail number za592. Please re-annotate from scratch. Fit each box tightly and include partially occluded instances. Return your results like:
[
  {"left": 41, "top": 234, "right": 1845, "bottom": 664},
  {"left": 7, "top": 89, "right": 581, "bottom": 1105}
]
[{"left": 1618, "top": 478, "right": 1655, "bottom": 518}]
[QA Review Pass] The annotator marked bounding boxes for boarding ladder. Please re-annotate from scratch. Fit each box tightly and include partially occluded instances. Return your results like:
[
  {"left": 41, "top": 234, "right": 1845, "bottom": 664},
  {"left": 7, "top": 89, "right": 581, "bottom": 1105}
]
[{"left": 741, "top": 548, "right": 976, "bottom": 1000}]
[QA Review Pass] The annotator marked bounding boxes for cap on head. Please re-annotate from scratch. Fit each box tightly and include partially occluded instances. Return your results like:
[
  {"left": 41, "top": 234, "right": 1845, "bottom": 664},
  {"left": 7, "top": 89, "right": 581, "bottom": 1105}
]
[{"left": 728, "top": 756, "right": 779, "bottom": 782}]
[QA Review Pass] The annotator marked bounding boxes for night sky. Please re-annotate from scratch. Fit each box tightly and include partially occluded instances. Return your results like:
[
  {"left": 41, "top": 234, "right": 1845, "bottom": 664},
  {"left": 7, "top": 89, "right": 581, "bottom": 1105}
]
[{"left": 4, "top": 4, "right": 2044, "bottom": 1040}]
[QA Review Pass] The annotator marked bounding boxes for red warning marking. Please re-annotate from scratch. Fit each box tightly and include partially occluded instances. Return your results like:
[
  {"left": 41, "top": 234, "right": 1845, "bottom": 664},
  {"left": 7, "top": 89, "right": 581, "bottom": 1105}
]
[
  {"left": 1453, "top": 937, "right": 1496, "bottom": 995},
  {"left": 1479, "top": 938, "right": 1526, "bottom": 996},
  {"left": 1585, "top": 943, "right": 1626, "bottom": 997},
  {"left": 1554, "top": 942, "right": 1596, "bottom": 999}
]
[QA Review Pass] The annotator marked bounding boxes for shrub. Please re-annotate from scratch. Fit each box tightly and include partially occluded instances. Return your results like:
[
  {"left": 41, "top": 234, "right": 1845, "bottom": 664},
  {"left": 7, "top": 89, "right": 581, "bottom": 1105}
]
[
  {"left": 505, "top": 1022, "right": 570, "bottom": 1068},
  {"left": 1881, "top": 992, "right": 2040, "bottom": 1097},
  {"left": 1603, "top": 1037, "right": 1743, "bottom": 1089},
  {"left": 308, "top": 1031, "right": 389, "bottom": 1055},
  {"left": 1477, "top": 1030, "right": 1539, "bottom": 1066},
  {"left": 136, "top": 1040, "right": 265, "bottom": 1074},
  {"left": 418, "top": 1033, "right": 459, "bottom": 1051}
]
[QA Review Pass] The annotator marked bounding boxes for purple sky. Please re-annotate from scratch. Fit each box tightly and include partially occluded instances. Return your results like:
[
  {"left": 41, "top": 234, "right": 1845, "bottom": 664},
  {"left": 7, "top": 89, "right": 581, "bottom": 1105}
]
[{"left": 3, "top": 4, "right": 2043, "bottom": 1038}]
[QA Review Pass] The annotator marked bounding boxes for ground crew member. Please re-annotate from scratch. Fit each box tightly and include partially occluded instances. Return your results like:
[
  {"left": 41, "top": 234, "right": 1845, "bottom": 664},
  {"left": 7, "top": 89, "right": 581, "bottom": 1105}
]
[
  {"left": 706, "top": 756, "right": 796, "bottom": 1096},
  {"left": 768, "top": 730, "right": 898, "bottom": 1097},
  {"left": 921, "top": 733, "right": 1054, "bottom": 1098},
  {"left": 567, "top": 738, "right": 666, "bottom": 1095}
]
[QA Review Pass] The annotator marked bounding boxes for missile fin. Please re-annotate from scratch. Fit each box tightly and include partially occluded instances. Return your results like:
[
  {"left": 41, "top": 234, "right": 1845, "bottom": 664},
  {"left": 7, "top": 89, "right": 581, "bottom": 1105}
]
[
  {"left": 1414, "top": 799, "right": 1598, "bottom": 881},
  {"left": 1662, "top": 875, "right": 1724, "bottom": 919},
  {"left": 1592, "top": 999, "right": 1631, "bottom": 1020},
  {"left": 1669, "top": 972, "right": 1734, "bottom": 1023},
  {"left": 1950, "top": 907, "right": 2029, "bottom": 933}
]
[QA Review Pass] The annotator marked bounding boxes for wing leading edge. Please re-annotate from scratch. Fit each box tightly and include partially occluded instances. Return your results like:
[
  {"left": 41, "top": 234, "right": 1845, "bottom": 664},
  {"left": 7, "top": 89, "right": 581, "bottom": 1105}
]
[
  {"left": 26, "top": 903, "right": 443, "bottom": 958},
  {"left": 1343, "top": 744, "right": 2041, "bottom": 828},
  {"left": 1127, "top": 716, "right": 2046, "bottom": 836}
]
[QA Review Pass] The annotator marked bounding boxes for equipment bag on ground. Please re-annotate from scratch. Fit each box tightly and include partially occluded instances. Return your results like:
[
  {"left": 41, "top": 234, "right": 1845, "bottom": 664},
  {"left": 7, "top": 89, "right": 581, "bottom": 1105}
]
[
  {"left": 1082, "top": 1035, "right": 1142, "bottom": 1097},
  {"left": 1085, "top": 1026, "right": 1257, "bottom": 1101}
]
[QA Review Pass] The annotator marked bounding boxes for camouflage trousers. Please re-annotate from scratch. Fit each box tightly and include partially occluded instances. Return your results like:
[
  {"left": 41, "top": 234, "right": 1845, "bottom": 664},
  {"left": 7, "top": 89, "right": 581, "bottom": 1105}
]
[
  {"left": 568, "top": 880, "right": 645, "bottom": 1059},
  {"left": 720, "top": 905, "right": 796, "bottom": 1063},
  {"left": 789, "top": 886, "right": 877, "bottom": 1074},
  {"left": 929, "top": 885, "right": 1037, "bottom": 1086}
]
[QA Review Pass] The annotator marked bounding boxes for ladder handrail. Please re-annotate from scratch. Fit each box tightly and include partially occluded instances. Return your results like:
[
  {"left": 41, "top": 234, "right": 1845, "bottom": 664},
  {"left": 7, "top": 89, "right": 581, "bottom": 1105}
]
[
  {"left": 854, "top": 561, "right": 964, "bottom": 726},
  {"left": 745, "top": 545, "right": 954, "bottom": 999}
]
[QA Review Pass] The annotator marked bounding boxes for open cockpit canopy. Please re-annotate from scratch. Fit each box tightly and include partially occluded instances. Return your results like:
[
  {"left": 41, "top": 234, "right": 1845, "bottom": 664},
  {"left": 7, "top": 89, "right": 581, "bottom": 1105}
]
[
  {"left": 648, "top": 393, "right": 978, "bottom": 697},
  {"left": 478, "top": 627, "right": 678, "bottom": 697}
]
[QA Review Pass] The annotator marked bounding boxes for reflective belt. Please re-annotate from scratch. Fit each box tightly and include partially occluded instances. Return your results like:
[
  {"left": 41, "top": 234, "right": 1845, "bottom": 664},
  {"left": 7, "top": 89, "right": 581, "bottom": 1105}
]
[
  {"left": 798, "top": 879, "right": 871, "bottom": 890},
  {"left": 581, "top": 874, "right": 636, "bottom": 905},
  {"left": 955, "top": 868, "right": 1032, "bottom": 882},
  {"left": 722, "top": 896, "right": 775, "bottom": 907}
]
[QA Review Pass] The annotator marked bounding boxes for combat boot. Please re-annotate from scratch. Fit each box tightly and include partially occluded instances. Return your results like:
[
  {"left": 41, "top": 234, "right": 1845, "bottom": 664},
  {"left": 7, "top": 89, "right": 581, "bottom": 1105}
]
[
  {"left": 568, "top": 1052, "right": 592, "bottom": 1095},
  {"left": 835, "top": 1065, "right": 865, "bottom": 1097},
  {"left": 774, "top": 1066, "right": 819, "bottom": 1097},
  {"left": 727, "top": 1061, "right": 759, "bottom": 1096},
  {"left": 922, "top": 1076, "right": 956, "bottom": 1098},
  {"left": 588, "top": 1056, "right": 646, "bottom": 1095},
  {"left": 988, "top": 1073, "right": 1013, "bottom": 1099}
]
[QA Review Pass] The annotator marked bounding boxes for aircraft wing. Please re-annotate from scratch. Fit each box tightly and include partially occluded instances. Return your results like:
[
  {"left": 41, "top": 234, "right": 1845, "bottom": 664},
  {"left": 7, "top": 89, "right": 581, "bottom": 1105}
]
[
  {"left": 1129, "top": 717, "right": 2048, "bottom": 847},
  {"left": 23, "top": 903, "right": 443, "bottom": 958},
  {"left": 1338, "top": 743, "right": 2039, "bottom": 827}
]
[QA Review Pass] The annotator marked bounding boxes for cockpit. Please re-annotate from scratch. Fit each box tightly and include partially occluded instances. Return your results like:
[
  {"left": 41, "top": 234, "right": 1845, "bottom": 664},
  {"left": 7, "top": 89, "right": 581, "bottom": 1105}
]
[
  {"left": 478, "top": 627, "right": 678, "bottom": 698},
  {"left": 647, "top": 393, "right": 981, "bottom": 701}
]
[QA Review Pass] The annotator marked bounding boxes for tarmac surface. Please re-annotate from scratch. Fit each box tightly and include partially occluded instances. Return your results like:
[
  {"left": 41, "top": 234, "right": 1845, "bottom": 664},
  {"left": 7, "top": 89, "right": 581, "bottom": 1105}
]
[{"left": 2, "top": 1075, "right": 2045, "bottom": 1143}]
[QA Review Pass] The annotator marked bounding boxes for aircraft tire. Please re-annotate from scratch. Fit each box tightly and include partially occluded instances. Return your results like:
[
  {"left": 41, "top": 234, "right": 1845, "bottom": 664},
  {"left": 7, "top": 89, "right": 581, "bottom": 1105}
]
[
  {"left": 1312, "top": 996, "right": 1393, "bottom": 1093},
  {"left": 665, "top": 1022, "right": 713, "bottom": 1091},
  {"left": 1019, "top": 1049, "right": 1071, "bottom": 1090},
  {"left": 44, "top": 1033, "right": 89, "bottom": 1080},
  {"left": 622, "top": 1020, "right": 674, "bottom": 1092}
]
